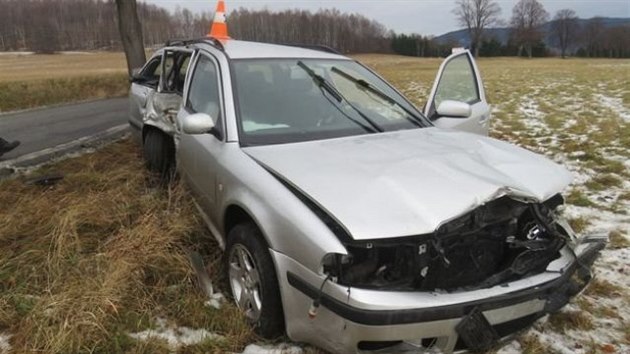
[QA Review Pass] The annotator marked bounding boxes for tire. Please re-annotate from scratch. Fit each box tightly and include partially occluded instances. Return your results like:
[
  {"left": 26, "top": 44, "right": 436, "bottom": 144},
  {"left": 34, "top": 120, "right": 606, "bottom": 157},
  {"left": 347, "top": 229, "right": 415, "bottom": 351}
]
[
  {"left": 143, "top": 129, "right": 175, "bottom": 183},
  {"left": 226, "top": 223, "right": 284, "bottom": 338}
]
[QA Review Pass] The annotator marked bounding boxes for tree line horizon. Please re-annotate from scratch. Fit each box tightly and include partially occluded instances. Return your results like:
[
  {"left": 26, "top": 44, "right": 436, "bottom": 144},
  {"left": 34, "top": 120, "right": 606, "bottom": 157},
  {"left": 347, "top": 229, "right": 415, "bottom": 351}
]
[{"left": 0, "top": 0, "right": 627, "bottom": 58}]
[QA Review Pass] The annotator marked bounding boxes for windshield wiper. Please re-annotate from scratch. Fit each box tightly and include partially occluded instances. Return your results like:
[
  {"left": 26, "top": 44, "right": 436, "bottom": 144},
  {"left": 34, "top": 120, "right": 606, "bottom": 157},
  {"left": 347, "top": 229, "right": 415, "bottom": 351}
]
[
  {"left": 297, "top": 61, "right": 383, "bottom": 133},
  {"left": 331, "top": 66, "right": 428, "bottom": 127}
]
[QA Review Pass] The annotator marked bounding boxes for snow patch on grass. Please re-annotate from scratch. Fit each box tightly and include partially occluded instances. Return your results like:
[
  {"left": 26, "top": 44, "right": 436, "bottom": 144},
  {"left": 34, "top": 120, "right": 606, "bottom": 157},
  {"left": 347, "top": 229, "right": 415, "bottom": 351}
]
[
  {"left": 0, "top": 51, "right": 34, "bottom": 56},
  {"left": 0, "top": 333, "right": 11, "bottom": 354},
  {"left": 497, "top": 340, "right": 521, "bottom": 354},
  {"left": 594, "top": 94, "right": 630, "bottom": 122},
  {"left": 518, "top": 96, "right": 551, "bottom": 135},
  {"left": 128, "top": 317, "right": 223, "bottom": 350},
  {"left": 240, "top": 343, "right": 304, "bottom": 354},
  {"left": 529, "top": 323, "right": 586, "bottom": 354}
]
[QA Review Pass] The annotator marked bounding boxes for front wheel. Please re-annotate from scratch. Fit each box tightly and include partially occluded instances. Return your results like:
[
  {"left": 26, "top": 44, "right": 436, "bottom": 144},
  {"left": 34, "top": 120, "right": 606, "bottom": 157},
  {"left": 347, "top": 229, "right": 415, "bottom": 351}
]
[
  {"left": 143, "top": 129, "right": 175, "bottom": 183},
  {"left": 226, "top": 223, "right": 284, "bottom": 338}
]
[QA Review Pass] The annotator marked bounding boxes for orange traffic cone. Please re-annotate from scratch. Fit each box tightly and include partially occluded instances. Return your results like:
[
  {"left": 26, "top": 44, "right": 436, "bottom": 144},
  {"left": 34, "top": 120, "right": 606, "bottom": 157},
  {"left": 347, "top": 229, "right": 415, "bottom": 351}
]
[{"left": 208, "top": 0, "right": 230, "bottom": 41}]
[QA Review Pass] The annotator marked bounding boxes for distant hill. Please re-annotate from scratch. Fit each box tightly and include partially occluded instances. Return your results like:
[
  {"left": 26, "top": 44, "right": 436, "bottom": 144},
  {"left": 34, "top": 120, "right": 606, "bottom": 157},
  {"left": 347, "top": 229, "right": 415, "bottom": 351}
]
[{"left": 435, "top": 17, "right": 630, "bottom": 48}]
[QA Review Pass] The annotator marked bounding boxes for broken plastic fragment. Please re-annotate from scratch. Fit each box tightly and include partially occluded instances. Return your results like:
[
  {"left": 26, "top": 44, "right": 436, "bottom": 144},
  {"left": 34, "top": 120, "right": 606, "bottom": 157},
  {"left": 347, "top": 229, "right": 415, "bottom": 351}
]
[
  {"left": 27, "top": 173, "right": 64, "bottom": 186},
  {"left": 204, "top": 292, "right": 225, "bottom": 309}
]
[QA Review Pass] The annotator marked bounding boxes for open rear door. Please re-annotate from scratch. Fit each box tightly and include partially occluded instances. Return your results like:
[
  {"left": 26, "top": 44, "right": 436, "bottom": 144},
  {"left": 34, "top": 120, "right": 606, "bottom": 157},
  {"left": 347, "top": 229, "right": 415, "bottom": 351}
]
[{"left": 424, "top": 50, "right": 490, "bottom": 135}]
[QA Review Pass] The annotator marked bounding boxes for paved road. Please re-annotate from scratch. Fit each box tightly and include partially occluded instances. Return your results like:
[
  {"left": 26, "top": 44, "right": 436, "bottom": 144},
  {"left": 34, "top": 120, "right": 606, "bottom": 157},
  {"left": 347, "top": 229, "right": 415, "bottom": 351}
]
[{"left": 0, "top": 98, "right": 129, "bottom": 167}]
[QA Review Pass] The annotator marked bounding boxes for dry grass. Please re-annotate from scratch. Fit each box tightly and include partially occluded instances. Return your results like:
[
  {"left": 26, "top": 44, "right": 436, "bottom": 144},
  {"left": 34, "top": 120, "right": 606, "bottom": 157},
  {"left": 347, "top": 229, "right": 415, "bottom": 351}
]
[
  {"left": 584, "top": 279, "right": 624, "bottom": 298},
  {"left": 0, "top": 140, "right": 255, "bottom": 353},
  {"left": 565, "top": 189, "right": 596, "bottom": 208},
  {"left": 0, "top": 75, "right": 129, "bottom": 112},
  {"left": 548, "top": 311, "right": 594, "bottom": 333},
  {"left": 567, "top": 216, "right": 592, "bottom": 234},
  {"left": 608, "top": 230, "right": 630, "bottom": 249},
  {"left": 0, "top": 52, "right": 126, "bottom": 82},
  {"left": 517, "top": 334, "right": 548, "bottom": 354},
  {"left": 0, "top": 52, "right": 129, "bottom": 112}
]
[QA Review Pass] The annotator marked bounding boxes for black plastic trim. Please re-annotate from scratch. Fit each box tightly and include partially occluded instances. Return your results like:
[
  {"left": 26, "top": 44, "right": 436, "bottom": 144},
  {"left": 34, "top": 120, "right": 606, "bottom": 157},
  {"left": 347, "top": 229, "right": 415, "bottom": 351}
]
[
  {"left": 286, "top": 248, "right": 597, "bottom": 326},
  {"left": 165, "top": 37, "right": 225, "bottom": 51},
  {"left": 281, "top": 43, "right": 341, "bottom": 54}
]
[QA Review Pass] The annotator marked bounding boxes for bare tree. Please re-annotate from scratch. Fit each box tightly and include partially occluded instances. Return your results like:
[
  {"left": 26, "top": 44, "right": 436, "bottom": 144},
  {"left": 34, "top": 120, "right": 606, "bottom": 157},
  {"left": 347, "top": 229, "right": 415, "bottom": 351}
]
[
  {"left": 453, "top": 0, "right": 502, "bottom": 57},
  {"left": 115, "top": 0, "right": 146, "bottom": 75},
  {"left": 510, "top": 0, "right": 548, "bottom": 58},
  {"left": 551, "top": 9, "right": 578, "bottom": 59},
  {"left": 601, "top": 25, "right": 630, "bottom": 58},
  {"left": 582, "top": 17, "right": 604, "bottom": 57}
]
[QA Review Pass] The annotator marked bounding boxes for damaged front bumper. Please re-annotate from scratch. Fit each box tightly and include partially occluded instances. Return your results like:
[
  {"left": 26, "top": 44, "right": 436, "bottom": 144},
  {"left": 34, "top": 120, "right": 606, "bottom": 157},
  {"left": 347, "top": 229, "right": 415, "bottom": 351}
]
[{"left": 274, "top": 235, "right": 605, "bottom": 354}]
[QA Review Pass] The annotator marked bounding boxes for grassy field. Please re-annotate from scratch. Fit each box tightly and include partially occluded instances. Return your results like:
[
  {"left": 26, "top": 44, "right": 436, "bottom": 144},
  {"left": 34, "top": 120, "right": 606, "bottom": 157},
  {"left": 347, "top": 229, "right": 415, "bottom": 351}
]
[
  {"left": 1, "top": 54, "right": 629, "bottom": 353},
  {"left": 0, "top": 52, "right": 128, "bottom": 112}
]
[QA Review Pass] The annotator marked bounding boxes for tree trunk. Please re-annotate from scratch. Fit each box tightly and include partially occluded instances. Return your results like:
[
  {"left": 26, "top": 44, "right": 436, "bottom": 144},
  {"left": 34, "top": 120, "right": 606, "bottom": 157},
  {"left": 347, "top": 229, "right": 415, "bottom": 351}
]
[{"left": 115, "top": 0, "right": 146, "bottom": 75}]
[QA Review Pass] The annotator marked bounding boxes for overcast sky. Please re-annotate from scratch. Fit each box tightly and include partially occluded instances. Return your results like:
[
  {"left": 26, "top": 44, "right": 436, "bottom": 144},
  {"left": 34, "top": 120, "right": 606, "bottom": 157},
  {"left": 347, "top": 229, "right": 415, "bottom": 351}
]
[{"left": 145, "top": 0, "right": 630, "bottom": 36}]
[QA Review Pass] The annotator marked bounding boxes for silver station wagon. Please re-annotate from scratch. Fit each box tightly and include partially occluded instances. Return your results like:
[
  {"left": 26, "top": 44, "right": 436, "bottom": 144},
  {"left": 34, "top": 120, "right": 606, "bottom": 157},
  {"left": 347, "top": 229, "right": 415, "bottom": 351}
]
[{"left": 128, "top": 38, "right": 606, "bottom": 353}]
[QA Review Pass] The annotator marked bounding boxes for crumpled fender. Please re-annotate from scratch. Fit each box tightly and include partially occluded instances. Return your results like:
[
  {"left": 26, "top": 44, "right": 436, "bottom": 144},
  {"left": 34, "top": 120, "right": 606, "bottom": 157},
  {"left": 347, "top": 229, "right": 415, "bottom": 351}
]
[{"left": 143, "top": 91, "right": 181, "bottom": 136}]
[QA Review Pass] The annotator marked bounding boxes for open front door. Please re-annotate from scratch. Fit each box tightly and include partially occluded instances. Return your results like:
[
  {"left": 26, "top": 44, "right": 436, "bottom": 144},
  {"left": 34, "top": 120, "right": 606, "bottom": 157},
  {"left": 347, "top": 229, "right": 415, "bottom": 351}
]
[{"left": 424, "top": 50, "right": 490, "bottom": 135}]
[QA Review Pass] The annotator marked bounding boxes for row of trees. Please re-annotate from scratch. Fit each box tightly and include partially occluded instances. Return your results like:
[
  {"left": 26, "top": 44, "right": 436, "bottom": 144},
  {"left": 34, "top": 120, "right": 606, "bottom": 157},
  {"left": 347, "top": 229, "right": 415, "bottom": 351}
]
[
  {"left": 0, "top": 0, "right": 388, "bottom": 54},
  {"left": 0, "top": 0, "right": 627, "bottom": 58},
  {"left": 228, "top": 8, "right": 389, "bottom": 53},
  {"left": 0, "top": 0, "right": 218, "bottom": 52},
  {"left": 574, "top": 18, "right": 630, "bottom": 58},
  {"left": 390, "top": 34, "right": 455, "bottom": 58},
  {"left": 453, "top": 0, "right": 629, "bottom": 58}
]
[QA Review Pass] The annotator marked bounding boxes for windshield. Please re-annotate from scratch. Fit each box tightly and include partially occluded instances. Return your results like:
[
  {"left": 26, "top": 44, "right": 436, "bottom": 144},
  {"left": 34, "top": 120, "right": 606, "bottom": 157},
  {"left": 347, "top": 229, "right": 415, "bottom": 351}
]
[{"left": 232, "top": 59, "right": 429, "bottom": 146}]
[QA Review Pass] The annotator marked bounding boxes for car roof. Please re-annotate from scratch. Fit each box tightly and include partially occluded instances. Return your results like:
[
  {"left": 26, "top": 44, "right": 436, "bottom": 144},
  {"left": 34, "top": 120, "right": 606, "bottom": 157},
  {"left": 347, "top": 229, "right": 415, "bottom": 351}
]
[{"left": 194, "top": 39, "right": 350, "bottom": 60}]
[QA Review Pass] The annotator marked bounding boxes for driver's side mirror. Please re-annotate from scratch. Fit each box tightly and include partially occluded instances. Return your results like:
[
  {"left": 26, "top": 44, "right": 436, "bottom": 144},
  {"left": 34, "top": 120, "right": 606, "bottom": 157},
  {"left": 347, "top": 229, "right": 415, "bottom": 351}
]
[
  {"left": 436, "top": 100, "right": 472, "bottom": 118},
  {"left": 180, "top": 113, "right": 215, "bottom": 135},
  {"left": 130, "top": 68, "right": 143, "bottom": 83}
]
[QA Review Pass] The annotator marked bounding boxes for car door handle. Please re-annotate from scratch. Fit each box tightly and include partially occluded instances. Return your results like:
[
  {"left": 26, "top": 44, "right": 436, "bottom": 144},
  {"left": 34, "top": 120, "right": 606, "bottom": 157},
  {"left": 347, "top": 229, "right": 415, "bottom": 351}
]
[{"left": 479, "top": 114, "right": 490, "bottom": 124}]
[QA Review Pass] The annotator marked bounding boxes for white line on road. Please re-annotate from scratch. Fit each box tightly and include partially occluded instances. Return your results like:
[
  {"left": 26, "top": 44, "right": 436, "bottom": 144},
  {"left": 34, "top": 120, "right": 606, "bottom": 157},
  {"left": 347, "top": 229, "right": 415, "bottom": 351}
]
[{"left": 0, "top": 124, "right": 129, "bottom": 170}]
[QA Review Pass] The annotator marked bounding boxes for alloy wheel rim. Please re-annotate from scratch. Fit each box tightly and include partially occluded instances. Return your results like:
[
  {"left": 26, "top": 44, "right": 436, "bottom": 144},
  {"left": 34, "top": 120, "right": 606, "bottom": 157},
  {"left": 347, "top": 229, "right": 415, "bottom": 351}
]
[{"left": 228, "top": 244, "right": 262, "bottom": 321}]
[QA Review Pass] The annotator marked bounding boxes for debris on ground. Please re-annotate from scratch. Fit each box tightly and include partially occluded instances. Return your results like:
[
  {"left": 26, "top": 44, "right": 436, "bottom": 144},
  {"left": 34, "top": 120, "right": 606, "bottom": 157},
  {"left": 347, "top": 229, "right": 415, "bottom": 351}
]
[
  {"left": 26, "top": 173, "right": 64, "bottom": 186},
  {"left": 189, "top": 249, "right": 226, "bottom": 309}
]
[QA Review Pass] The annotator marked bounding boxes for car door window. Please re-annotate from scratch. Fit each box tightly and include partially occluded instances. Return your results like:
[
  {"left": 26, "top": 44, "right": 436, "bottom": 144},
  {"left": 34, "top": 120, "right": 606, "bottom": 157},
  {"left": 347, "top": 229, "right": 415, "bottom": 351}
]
[
  {"left": 138, "top": 57, "right": 162, "bottom": 88},
  {"left": 186, "top": 55, "right": 222, "bottom": 132},
  {"left": 424, "top": 51, "right": 490, "bottom": 135},
  {"left": 433, "top": 55, "right": 479, "bottom": 109},
  {"left": 162, "top": 51, "right": 192, "bottom": 95},
  {"left": 176, "top": 55, "right": 191, "bottom": 94}
]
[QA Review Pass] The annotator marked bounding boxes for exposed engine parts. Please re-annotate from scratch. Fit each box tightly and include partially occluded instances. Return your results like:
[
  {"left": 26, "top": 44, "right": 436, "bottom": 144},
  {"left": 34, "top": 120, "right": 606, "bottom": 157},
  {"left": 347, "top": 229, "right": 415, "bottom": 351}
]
[{"left": 323, "top": 195, "right": 568, "bottom": 292}]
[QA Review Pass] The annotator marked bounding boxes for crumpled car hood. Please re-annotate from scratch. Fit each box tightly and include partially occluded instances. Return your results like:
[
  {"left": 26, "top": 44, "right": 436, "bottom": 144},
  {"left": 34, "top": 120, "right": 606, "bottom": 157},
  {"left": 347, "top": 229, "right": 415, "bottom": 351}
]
[{"left": 244, "top": 128, "right": 572, "bottom": 240}]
